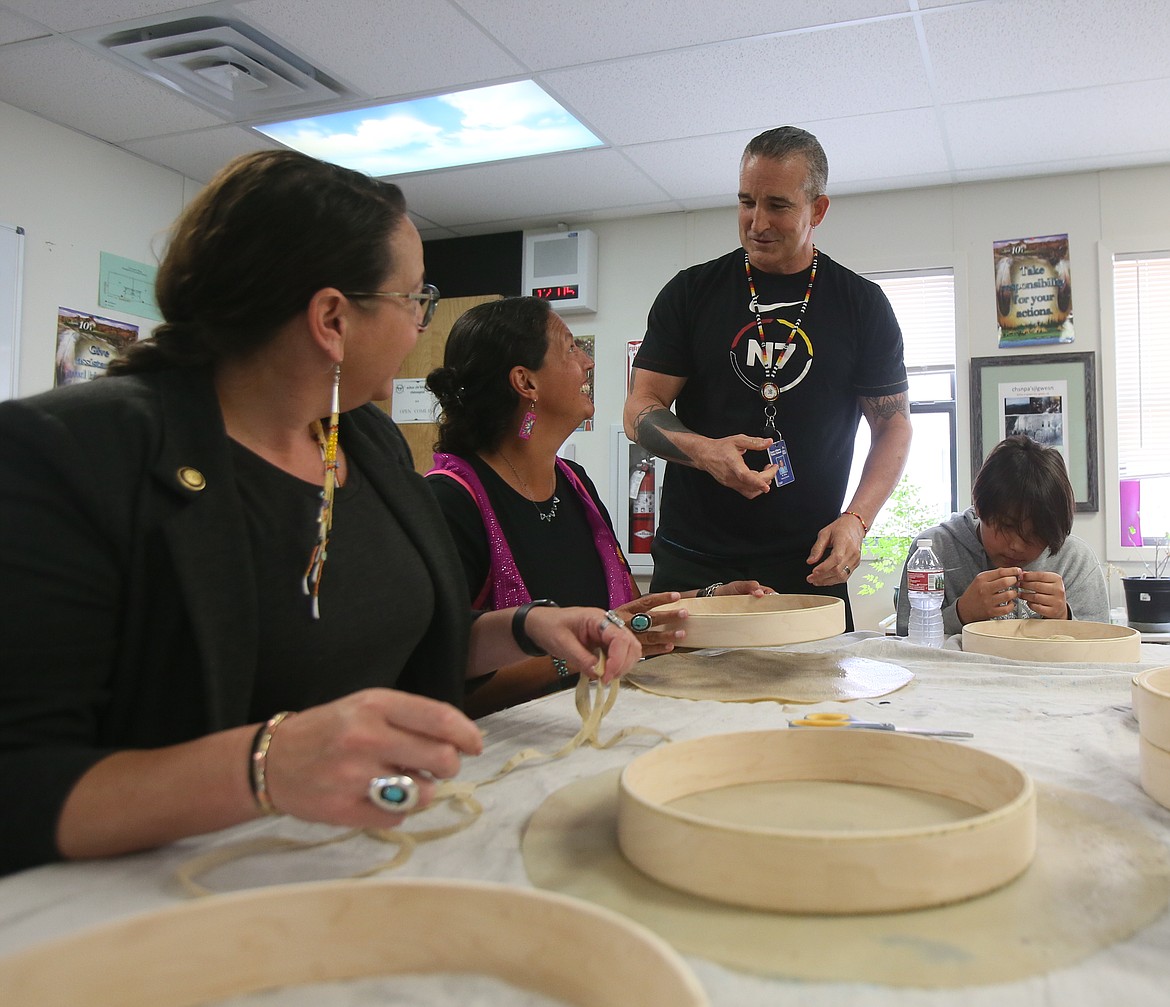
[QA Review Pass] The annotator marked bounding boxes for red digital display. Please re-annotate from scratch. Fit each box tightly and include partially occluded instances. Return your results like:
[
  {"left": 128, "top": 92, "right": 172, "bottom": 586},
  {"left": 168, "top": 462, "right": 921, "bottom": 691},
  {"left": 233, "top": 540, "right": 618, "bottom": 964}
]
[{"left": 532, "top": 284, "right": 580, "bottom": 301}]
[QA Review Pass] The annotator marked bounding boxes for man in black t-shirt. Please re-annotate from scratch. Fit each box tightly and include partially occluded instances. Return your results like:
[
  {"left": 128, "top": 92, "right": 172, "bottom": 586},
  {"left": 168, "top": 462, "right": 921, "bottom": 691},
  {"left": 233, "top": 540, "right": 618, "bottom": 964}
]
[{"left": 623, "top": 126, "right": 912, "bottom": 629}]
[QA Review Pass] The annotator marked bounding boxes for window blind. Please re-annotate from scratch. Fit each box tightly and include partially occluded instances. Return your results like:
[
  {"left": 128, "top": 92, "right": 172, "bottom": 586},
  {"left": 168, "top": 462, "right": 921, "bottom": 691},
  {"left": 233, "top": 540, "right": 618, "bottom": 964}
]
[
  {"left": 1114, "top": 254, "right": 1170, "bottom": 480},
  {"left": 868, "top": 269, "right": 956, "bottom": 372}
]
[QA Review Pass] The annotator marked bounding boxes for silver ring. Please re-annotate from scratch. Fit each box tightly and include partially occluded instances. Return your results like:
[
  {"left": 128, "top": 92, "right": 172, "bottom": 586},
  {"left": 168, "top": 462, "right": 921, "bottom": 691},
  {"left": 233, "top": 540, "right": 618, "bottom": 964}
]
[
  {"left": 843, "top": 565, "right": 852, "bottom": 575},
  {"left": 629, "top": 612, "right": 652, "bottom": 634},
  {"left": 368, "top": 774, "right": 420, "bottom": 813},
  {"left": 600, "top": 610, "right": 625, "bottom": 633}
]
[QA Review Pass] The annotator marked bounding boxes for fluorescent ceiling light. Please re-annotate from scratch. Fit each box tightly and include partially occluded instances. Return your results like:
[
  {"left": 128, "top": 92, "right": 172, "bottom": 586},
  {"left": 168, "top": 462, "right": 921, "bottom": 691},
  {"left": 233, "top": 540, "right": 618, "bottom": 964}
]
[{"left": 253, "top": 80, "right": 603, "bottom": 176}]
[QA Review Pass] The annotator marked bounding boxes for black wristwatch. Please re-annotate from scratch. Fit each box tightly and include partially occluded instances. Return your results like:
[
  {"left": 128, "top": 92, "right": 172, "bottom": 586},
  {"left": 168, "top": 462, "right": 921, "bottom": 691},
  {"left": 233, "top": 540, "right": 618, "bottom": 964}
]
[{"left": 512, "top": 599, "right": 558, "bottom": 657}]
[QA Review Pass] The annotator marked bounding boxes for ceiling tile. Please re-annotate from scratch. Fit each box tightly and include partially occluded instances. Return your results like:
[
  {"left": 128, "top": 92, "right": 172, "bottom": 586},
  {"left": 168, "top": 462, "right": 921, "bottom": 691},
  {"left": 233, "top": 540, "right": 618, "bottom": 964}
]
[
  {"left": 121, "top": 124, "right": 278, "bottom": 181},
  {"left": 924, "top": 0, "right": 1170, "bottom": 102},
  {"left": 0, "top": 8, "right": 50, "bottom": 44},
  {"left": 543, "top": 18, "right": 931, "bottom": 146},
  {"left": 808, "top": 109, "right": 953, "bottom": 186},
  {"left": 943, "top": 80, "right": 1170, "bottom": 172},
  {"left": 456, "top": 0, "right": 905, "bottom": 69},
  {"left": 0, "top": 0, "right": 199, "bottom": 32},
  {"left": 621, "top": 132, "right": 759, "bottom": 201},
  {"left": 398, "top": 147, "right": 673, "bottom": 231},
  {"left": 0, "top": 36, "right": 222, "bottom": 140},
  {"left": 237, "top": 0, "right": 525, "bottom": 97}
]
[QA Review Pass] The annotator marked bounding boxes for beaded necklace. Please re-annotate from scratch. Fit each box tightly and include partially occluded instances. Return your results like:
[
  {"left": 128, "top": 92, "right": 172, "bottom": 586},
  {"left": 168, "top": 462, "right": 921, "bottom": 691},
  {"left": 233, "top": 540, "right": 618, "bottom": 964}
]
[{"left": 743, "top": 248, "right": 817, "bottom": 426}]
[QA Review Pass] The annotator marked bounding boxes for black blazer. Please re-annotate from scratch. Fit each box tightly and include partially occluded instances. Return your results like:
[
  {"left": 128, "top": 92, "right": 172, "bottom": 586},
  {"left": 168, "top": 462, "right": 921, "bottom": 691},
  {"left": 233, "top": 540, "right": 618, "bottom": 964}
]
[{"left": 0, "top": 367, "right": 469, "bottom": 873}]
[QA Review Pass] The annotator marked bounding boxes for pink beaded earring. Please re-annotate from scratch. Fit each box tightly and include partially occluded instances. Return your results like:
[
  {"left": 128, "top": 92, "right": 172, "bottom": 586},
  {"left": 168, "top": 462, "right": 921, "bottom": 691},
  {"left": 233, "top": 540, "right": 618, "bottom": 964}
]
[{"left": 518, "top": 400, "right": 537, "bottom": 440}]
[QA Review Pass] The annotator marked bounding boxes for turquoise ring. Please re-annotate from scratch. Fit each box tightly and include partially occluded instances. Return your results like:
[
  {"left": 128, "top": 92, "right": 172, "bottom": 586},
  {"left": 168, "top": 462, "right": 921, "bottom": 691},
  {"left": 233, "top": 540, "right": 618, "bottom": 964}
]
[
  {"left": 368, "top": 774, "right": 420, "bottom": 813},
  {"left": 629, "top": 613, "right": 652, "bottom": 634}
]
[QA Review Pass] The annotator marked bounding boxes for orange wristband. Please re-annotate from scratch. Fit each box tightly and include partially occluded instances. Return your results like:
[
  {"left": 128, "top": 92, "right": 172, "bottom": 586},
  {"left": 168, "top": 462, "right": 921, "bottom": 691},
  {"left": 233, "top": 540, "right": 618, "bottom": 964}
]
[{"left": 843, "top": 511, "right": 869, "bottom": 536}]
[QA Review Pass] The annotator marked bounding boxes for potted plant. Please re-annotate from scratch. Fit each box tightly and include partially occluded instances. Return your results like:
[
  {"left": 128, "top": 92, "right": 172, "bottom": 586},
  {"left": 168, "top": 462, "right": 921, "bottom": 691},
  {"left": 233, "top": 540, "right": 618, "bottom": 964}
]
[{"left": 1122, "top": 531, "right": 1170, "bottom": 632}]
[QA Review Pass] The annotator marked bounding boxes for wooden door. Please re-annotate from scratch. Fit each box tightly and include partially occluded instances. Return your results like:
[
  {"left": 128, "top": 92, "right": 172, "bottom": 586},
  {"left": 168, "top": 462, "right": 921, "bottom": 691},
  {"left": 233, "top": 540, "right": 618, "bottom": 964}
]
[{"left": 372, "top": 293, "right": 501, "bottom": 475}]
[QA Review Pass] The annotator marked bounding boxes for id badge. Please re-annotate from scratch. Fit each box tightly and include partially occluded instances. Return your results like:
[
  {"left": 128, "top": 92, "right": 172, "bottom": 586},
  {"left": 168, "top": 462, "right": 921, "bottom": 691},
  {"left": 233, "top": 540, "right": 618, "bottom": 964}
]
[{"left": 768, "top": 437, "right": 795, "bottom": 487}]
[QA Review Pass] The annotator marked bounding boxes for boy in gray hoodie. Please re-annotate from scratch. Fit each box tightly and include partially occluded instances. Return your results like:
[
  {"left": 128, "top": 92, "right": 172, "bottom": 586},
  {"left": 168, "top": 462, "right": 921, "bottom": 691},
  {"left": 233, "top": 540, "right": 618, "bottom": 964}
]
[{"left": 896, "top": 435, "right": 1108, "bottom": 637}]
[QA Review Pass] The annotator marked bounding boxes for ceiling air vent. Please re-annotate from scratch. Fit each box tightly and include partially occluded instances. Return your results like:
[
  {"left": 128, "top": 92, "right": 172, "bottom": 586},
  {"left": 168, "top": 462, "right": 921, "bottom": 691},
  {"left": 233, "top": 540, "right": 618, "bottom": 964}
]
[{"left": 86, "top": 16, "right": 353, "bottom": 119}]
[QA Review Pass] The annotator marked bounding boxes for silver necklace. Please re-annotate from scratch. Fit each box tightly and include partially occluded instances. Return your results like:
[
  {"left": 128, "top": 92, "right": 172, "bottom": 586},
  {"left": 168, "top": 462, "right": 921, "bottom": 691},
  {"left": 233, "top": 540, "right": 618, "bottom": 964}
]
[{"left": 498, "top": 452, "right": 559, "bottom": 522}]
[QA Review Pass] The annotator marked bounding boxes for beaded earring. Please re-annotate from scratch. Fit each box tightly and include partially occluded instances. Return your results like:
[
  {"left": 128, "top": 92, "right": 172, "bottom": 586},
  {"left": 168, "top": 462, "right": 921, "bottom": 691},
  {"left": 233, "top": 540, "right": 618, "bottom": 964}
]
[
  {"left": 303, "top": 362, "right": 341, "bottom": 619},
  {"left": 518, "top": 400, "right": 537, "bottom": 440}
]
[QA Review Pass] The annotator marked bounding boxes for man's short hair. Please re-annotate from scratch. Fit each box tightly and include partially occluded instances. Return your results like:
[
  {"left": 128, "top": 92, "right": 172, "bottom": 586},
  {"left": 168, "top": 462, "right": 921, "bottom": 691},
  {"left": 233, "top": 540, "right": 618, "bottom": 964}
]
[
  {"left": 973, "top": 435, "right": 1075, "bottom": 553},
  {"left": 742, "top": 126, "right": 828, "bottom": 201}
]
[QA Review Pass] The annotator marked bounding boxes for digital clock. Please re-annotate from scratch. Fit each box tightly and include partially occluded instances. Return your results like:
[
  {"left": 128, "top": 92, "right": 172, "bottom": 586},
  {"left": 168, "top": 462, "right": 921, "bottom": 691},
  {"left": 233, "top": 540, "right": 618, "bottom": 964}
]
[{"left": 532, "top": 284, "right": 580, "bottom": 302}]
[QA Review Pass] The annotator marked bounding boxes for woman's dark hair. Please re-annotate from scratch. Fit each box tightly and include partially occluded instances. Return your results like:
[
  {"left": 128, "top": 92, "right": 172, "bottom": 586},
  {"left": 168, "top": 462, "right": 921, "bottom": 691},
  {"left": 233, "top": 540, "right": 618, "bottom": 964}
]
[
  {"left": 973, "top": 435, "right": 1075, "bottom": 553},
  {"left": 109, "top": 149, "right": 407, "bottom": 374},
  {"left": 427, "top": 297, "right": 554, "bottom": 455}
]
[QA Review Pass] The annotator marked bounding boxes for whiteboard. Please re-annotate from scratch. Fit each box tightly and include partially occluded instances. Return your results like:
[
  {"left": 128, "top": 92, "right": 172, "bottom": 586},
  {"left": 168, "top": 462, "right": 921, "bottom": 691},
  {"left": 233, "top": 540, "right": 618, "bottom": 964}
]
[{"left": 0, "top": 222, "right": 24, "bottom": 401}]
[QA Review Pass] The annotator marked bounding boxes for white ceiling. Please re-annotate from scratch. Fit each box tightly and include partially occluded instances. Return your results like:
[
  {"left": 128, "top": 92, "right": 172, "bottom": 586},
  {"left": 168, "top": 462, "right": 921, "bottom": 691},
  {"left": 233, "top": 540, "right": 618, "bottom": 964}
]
[{"left": 2, "top": 0, "right": 1169, "bottom": 241}]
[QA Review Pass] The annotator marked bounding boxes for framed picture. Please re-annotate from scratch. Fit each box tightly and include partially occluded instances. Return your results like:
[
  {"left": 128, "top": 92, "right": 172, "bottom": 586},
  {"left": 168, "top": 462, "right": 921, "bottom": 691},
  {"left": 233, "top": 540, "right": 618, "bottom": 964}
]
[
  {"left": 610, "top": 424, "right": 666, "bottom": 575},
  {"left": 969, "top": 351, "right": 1098, "bottom": 512}
]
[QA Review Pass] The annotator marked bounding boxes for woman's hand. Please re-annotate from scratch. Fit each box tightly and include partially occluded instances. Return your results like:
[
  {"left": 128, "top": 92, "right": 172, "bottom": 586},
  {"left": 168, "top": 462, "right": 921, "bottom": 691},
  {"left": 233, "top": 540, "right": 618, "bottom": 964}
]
[
  {"left": 522, "top": 605, "right": 642, "bottom": 683},
  {"left": 265, "top": 689, "right": 483, "bottom": 828},
  {"left": 615, "top": 591, "right": 687, "bottom": 657}
]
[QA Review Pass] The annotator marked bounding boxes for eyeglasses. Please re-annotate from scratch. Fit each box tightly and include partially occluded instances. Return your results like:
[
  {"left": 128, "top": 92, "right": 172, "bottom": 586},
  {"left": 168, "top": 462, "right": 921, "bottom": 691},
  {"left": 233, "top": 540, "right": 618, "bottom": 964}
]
[{"left": 343, "top": 283, "right": 441, "bottom": 330}]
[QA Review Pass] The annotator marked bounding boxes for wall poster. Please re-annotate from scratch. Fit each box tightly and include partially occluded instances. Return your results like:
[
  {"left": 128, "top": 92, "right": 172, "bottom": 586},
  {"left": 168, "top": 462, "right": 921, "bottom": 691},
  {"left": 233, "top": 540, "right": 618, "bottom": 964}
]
[
  {"left": 993, "top": 233, "right": 1073, "bottom": 347},
  {"left": 575, "top": 334, "right": 594, "bottom": 431},
  {"left": 54, "top": 307, "right": 138, "bottom": 386}
]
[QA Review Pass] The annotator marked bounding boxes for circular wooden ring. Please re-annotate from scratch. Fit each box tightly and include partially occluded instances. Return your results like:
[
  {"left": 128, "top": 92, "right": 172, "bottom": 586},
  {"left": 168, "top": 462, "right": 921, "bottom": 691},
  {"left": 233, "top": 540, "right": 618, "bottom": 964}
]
[
  {"left": 1139, "top": 734, "right": 1170, "bottom": 812},
  {"left": 0, "top": 879, "right": 708, "bottom": 1006},
  {"left": 617, "top": 729, "right": 1036, "bottom": 914},
  {"left": 961, "top": 619, "right": 1141, "bottom": 663},
  {"left": 1133, "top": 666, "right": 1170, "bottom": 751},
  {"left": 650, "top": 594, "right": 845, "bottom": 649}
]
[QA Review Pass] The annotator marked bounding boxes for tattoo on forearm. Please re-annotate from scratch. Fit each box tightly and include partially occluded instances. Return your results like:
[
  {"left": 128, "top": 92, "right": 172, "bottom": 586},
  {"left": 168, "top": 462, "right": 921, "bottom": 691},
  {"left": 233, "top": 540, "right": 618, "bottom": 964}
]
[
  {"left": 632, "top": 406, "right": 693, "bottom": 463},
  {"left": 863, "top": 392, "right": 910, "bottom": 421}
]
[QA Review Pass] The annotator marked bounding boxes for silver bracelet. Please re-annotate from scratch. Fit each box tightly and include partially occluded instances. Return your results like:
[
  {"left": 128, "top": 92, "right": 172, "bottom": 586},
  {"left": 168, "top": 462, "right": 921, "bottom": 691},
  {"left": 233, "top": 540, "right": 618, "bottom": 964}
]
[{"left": 699, "top": 582, "right": 724, "bottom": 598}]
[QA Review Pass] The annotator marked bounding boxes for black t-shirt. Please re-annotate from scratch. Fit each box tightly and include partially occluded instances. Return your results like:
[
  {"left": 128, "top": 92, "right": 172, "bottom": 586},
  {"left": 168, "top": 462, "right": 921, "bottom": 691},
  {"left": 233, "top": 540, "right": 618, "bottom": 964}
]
[
  {"left": 426, "top": 455, "right": 615, "bottom": 609},
  {"left": 231, "top": 442, "right": 434, "bottom": 716},
  {"left": 635, "top": 248, "right": 907, "bottom": 558}
]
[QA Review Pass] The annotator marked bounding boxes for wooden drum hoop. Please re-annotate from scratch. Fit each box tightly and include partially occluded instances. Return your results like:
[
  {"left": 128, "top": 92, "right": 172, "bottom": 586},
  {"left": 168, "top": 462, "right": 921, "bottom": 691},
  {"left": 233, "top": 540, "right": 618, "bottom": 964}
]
[
  {"left": 617, "top": 729, "right": 1036, "bottom": 914},
  {"left": 0, "top": 878, "right": 709, "bottom": 1006}
]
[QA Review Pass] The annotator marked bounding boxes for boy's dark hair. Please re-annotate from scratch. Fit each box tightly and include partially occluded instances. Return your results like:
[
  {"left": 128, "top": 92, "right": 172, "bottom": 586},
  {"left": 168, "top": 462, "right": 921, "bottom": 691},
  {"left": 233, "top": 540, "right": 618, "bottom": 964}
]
[{"left": 973, "top": 435, "right": 1074, "bottom": 552}]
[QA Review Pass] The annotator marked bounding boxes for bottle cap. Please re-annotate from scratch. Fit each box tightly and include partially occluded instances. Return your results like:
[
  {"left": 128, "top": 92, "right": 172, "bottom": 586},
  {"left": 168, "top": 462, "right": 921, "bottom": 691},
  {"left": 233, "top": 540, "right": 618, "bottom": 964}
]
[{"left": 917, "top": 538, "right": 932, "bottom": 547}]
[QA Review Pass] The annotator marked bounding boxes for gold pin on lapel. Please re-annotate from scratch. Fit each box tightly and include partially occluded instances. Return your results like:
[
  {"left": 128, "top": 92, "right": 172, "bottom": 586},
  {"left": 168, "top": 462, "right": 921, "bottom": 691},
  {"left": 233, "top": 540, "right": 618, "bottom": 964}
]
[{"left": 177, "top": 467, "right": 206, "bottom": 491}]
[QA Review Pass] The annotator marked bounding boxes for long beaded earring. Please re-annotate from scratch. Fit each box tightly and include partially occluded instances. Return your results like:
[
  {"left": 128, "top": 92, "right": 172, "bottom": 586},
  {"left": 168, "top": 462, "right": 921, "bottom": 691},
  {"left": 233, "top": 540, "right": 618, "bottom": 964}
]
[
  {"left": 303, "top": 362, "right": 341, "bottom": 619},
  {"left": 518, "top": 399, "right": 537, "bottom": 440}
]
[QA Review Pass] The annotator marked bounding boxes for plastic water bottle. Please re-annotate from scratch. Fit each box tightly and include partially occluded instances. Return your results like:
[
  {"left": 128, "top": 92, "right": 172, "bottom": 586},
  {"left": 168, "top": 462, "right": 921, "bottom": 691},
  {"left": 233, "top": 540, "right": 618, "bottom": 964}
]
[{"left": 906, "top": 538, "right": 945, "bottom": 648}]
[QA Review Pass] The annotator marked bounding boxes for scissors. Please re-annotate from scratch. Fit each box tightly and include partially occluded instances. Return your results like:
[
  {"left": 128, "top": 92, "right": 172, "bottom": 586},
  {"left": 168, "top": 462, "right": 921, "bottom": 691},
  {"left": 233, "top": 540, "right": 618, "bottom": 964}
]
[{"left": 788, "top": 712, "right": 973, "bottom": 738}]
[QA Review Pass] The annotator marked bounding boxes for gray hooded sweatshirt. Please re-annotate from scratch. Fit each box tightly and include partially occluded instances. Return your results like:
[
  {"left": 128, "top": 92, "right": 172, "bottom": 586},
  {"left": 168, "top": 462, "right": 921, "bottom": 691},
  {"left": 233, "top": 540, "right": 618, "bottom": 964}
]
[{"left": 895, "top": 508, "right": 1109, "bottom": 637}]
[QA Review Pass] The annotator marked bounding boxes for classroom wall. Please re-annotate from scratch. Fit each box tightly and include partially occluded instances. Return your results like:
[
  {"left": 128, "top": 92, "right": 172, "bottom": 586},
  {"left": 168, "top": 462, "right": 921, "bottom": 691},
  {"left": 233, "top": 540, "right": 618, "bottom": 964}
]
[
  {"left": 0, "top": 101, "right": 198, "bottom": 396},
  {"left": 3, "top": 97, "right": 1164, "bottom": 628}
]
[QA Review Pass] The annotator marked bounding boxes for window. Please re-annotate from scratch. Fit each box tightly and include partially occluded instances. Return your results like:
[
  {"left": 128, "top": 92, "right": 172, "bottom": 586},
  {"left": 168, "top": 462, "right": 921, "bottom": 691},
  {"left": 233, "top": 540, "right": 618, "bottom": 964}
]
[
  {"left": 846, "top": 269, "right": 958, "bottom": 535},
  {"left": 1113, "top": 253, "right": 1170, "bottom": 546}
]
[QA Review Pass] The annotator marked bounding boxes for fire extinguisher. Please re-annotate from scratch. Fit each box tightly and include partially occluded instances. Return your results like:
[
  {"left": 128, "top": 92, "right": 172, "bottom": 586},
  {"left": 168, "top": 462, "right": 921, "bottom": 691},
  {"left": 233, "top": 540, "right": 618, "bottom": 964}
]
[{"left": 629, "top": 457, "right": 655, "bottom": 553}]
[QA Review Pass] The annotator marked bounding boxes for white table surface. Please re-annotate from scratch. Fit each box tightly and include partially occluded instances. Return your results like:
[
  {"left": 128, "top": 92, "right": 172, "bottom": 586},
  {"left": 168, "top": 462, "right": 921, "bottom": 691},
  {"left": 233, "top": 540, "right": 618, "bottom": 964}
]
[{"left": 2, "top": 632, "right": 1169, "bottom": 1005}]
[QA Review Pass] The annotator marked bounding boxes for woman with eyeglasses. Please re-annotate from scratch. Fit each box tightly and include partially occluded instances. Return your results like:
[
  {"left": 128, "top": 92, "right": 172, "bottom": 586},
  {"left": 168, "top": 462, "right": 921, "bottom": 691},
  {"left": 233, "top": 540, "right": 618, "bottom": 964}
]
[
  {"left": 425, "top": 297, "right": 771, "bottom": 716},
  {"left": 0, "top": 150, "right": 640, "bottom": 875}
]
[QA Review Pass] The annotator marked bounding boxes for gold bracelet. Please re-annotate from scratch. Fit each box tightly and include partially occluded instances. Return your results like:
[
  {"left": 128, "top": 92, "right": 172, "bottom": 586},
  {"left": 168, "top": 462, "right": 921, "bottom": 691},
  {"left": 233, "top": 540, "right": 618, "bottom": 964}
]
[{"left": 249, "top": 711, "right": 293, "bottom": 816}]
